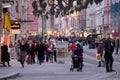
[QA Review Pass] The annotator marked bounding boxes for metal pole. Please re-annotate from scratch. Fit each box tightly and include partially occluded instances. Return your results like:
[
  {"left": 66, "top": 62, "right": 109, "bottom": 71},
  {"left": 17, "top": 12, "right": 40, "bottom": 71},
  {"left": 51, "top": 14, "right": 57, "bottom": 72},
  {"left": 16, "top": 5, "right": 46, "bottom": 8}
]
[{"left": 42, "top": 14, "right": 46, "bottom": 42}]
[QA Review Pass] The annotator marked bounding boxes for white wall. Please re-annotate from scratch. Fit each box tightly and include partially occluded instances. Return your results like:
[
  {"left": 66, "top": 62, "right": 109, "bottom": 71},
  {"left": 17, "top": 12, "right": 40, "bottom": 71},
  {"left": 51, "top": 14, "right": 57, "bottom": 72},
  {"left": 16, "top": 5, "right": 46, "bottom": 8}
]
[
  {"left": 95, "top": 0, "right": 104, "bottom": 27},
  {"left": 86, "top": 2, "right": 97, "bottom": 29}
]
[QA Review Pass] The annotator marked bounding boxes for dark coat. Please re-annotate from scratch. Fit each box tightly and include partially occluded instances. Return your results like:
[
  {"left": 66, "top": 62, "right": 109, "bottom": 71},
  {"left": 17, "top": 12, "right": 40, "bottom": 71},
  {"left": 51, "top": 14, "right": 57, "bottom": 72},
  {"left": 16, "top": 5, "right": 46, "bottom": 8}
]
[
  {"left": 97, "top": 43, "right": 104, "bottom": 54},
  {"left": 1, "top": 45, "right": 10, "bottom": 61},
  {"left": 104, "top": 38, "right": 114, "bottom": 59},
  {"left": 26, "top": 43, "right": 34, "bottom": 55},
  {"left": 74, "top": 47, "right": 83, "bottom": 57},
  {"left": 37, "top": 44, "right": 44, "bottom": 60},
  {"left": 105, "top": 38, "right": 114, "bottom": 53}
]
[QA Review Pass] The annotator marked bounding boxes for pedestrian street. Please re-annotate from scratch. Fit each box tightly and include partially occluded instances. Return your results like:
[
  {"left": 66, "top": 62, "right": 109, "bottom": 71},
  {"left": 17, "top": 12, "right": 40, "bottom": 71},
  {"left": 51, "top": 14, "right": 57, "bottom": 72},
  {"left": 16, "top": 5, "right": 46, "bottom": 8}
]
[{"left": 6, "top": 46, "right": 120, "bottom": 80}]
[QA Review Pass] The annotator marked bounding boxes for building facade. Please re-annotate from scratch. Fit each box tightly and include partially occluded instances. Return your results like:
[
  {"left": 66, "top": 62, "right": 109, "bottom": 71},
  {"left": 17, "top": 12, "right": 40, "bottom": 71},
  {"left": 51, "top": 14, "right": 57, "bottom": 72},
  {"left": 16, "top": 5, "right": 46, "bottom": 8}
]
[
  {"left": 95, "top": 0, "right": 104, "bottom": 37},
  {"left": 86, "top": 3, "right": 97, "bottom": 36},
  {"left": 29, "top": 0, "right": 38, "bottom": 35},
  {"left": 111, "top": 0, "right": 120, "bottom": 38}
]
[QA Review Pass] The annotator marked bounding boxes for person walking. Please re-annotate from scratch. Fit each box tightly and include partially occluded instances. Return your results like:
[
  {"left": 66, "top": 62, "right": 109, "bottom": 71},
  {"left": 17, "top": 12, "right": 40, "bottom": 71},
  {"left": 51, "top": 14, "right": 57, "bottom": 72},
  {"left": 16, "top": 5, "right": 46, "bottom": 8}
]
[
  {"left": 26, "top": 40, "right": 35, "bottom": 64},
  {"left": 43, "top": 41, "right": 49, "bottom": 62},
  {"left": 115, "top": 39, "right": 119, "bottom": 55},
  {"left": 37, "top": 41, "right": 44, "bottom": 64},
  {"left": 14, "top": 40, "right": 21, "bottom": 61},
  {"left": 104, "top": 33, "right": 115, "bottom": 72},
  {"left": 70, "top": 42, "right": 76, "bottom": 54},
  {"left": 52, "top": 42, "right": 57, "bottom": 62},
  {"left": 1, "top": 42, "right": 11, "bottom": 67},
  {"left": 73, "top": 44, "right": 84, "bottom": 71},
  {"left": 96, "top": 39, "right": 105, "bottom": 67},
  {"left": 19, "top": 40, "right": 26, "bottom": 68}
]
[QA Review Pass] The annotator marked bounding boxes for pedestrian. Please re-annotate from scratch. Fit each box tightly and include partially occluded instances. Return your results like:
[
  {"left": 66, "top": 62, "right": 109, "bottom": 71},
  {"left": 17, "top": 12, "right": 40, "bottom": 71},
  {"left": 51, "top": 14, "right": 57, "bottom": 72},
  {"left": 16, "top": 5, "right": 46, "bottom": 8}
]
[
  {"left": 52, "top": 42, "right": 57, "bottom": 62},
  {"left": 96, "top": 39, "right": 105, "bottom": 67},
  {"left": 9, "top": 42, "right": 14, "bottom": 59},
  {"left": 37, "top": 41, "right": 44, "bottom": 64},
  {"left": 1, "top": 42, "right": 11, "bottom": 67},
  {"left": 19, "top": 40, "right": 26, "bottom": 68},
  {"left": 26, "top": 40, "right": 35, "bottom": 64},
  {"left": 115, "top": 39, "right": 119, "bottom": 55},
  {"left": 48, "top": 41, "right": 54, "bottom": 63},
  {"left": 14, "top": 40, "right": 21, "bottom": 61},
  {"left": 73, "top": 44, "right": 83, "bottom": 71},
  {"left": 70, "top": 42, "right": 76, "bottom": 55},
  {"left": 104, "top": 33, "right": 115, "bottom": 72},
  {"left": 44, "top": 41, "right": 49, "bottom": 62},
  {"left": 34, "top": 42, "right": 38, "bottom": 63}
]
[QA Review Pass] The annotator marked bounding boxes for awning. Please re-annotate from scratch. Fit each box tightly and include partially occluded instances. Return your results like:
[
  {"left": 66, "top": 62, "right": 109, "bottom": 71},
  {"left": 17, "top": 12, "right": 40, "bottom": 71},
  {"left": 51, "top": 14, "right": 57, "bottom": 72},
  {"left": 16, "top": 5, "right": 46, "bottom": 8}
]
[
  {"left": 11, "top": 19, "right": 33, "bottom": 25},
  {"left": 11, "top": 19, "right": 33, "bottom": 22}
]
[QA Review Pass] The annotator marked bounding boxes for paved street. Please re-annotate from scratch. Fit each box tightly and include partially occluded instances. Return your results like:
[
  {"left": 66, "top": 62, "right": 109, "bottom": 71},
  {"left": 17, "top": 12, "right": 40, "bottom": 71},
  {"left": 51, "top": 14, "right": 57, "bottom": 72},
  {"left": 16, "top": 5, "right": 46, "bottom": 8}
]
[{"left": 0, "top": 46, "right": 120, "bottom": 80}]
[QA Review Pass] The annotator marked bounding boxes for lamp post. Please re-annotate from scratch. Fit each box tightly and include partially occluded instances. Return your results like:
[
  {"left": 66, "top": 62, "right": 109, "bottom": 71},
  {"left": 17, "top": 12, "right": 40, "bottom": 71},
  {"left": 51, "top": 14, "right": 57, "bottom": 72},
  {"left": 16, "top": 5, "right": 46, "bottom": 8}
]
[
  {"left": 81, "top": 9, "right": 86, "bottom": 38},
  {"left": 41, "top": 14, "right": 46, "bottom": 42}
]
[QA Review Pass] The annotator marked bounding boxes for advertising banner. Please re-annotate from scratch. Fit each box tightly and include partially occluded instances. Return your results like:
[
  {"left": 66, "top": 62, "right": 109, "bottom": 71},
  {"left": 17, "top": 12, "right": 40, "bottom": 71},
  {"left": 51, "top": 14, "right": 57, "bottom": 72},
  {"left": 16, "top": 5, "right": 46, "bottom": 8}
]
[{"left": 56, "top": 41, "right": 68, "bottom": 58}]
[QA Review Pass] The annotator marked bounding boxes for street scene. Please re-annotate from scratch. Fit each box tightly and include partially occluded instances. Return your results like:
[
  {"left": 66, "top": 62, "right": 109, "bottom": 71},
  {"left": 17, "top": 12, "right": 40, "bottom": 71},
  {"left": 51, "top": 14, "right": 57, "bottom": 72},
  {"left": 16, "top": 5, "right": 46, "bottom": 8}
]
[
  {"left": 0, "top": 45, "right": 120, "bottom": 80},
  {"left": 0, "top": 0, "right": 120, "bottom": 80}
]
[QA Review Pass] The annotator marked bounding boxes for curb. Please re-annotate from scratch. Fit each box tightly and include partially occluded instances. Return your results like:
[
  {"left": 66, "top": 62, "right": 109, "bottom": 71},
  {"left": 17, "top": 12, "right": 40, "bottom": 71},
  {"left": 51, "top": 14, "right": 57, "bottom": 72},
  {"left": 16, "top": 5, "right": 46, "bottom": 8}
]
[{"left": 0, "top": 72, "right": 20, "bottom": 80}]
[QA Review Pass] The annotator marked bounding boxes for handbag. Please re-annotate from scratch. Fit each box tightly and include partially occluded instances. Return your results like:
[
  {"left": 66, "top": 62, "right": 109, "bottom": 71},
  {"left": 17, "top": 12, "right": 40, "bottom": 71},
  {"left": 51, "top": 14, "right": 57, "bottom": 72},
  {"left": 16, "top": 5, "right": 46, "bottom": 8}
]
[
  {"left": 47, "top": 47, "right": 52, "bottom": 52},
  {"left": 96, "top": 53, "right": 101, "bottom": 61}
]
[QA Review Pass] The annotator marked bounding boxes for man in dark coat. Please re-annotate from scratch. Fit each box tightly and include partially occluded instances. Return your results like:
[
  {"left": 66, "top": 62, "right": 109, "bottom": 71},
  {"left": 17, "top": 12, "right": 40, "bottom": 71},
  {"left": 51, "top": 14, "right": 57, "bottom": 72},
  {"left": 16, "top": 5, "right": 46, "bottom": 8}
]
[
  {"left": 1, "top": 42, "right": 10, "bottom": 67},
  {"left": 26, "top": 40, "right": 35, "bottom": 64},
  {"left": 37, "top": 41, "right": 44, "bottom": 64},
  {"left": 104, "top": 34, "right": 115, "bottom": 72}
]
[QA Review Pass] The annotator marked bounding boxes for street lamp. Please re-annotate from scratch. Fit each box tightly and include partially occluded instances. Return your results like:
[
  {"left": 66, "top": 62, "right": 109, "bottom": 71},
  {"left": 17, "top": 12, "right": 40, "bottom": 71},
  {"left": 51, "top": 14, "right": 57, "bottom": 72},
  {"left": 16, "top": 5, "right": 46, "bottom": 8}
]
[{"left": 41, "top": 14, "right": 46, "bottom": 42}]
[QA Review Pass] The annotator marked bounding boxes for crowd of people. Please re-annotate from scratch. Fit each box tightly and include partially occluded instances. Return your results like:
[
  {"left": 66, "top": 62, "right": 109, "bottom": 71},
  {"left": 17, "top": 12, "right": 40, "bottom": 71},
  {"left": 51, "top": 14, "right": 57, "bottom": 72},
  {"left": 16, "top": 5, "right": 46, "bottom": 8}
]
[
  {"left": 1, "top": 37, "right": 58, "bottom": 68},
  {"left": 0, "top": 34, "right": 119, "bottom": 73}
]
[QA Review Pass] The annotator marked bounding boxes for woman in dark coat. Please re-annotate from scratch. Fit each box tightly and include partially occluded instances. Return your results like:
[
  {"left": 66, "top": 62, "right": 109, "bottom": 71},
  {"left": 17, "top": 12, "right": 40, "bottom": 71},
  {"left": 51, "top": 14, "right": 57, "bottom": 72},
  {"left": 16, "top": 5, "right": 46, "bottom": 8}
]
[
  {"left": 1, "top": 42, "right": 10, "bottom": 67},
  {"left": 19, "top": 40, "right": 26, "bottom": 68},
  {"left": 37, "top": 41, "right": 44, "bottom": 64}
]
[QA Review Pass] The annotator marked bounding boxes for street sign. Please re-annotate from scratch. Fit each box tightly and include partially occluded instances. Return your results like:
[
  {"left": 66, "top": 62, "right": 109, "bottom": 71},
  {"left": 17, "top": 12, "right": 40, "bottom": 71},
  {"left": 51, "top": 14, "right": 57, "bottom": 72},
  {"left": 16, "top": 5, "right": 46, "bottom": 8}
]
[
  {"left": 11, "top": 29, "right": 20, "bottom": 34},
  {"left": 11, "top": 24, "right": 20, "bottom": 29}
]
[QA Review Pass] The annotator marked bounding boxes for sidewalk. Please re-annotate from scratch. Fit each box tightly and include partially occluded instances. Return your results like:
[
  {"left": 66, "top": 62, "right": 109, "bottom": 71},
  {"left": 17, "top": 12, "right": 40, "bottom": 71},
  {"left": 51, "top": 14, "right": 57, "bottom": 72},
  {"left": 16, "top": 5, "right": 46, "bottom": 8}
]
[{"left": 0, "top": 60, "right": 20, "bottom": 80}]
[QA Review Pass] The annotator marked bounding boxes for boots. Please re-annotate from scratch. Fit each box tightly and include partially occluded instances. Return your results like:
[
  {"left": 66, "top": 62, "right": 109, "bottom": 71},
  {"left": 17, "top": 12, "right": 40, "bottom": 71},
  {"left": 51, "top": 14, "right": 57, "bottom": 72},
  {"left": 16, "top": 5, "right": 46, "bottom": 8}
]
[{"left": 97, "top": 61, "right": 101, "bottom": 67}]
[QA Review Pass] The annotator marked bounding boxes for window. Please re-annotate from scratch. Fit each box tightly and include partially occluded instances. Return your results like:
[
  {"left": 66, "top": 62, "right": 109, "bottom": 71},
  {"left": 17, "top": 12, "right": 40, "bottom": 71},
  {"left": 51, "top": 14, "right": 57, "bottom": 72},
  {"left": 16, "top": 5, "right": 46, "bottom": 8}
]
[
  {"left": 16, "top": 1, "right": 19, "bottom": 12},
  {"left": 33, "top": 24, "right": 37, "bottom": 30}
]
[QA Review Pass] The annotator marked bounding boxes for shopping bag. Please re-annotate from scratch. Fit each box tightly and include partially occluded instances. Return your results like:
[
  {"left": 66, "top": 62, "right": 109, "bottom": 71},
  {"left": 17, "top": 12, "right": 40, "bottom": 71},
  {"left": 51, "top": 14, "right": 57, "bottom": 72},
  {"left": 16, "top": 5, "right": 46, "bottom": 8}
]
[{"left": 96, "top": 53, "right": 101, "bottom": 61}]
